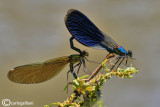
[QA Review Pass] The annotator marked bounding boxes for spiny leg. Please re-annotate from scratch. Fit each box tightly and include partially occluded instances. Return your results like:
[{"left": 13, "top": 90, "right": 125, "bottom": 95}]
[
  {"left": 109, "top": 56, "right": 129, "bottom": 68},
  {"left": 116, "top": 57, "right": 125, "bottom": 71},
  {"left": 82, "top": 57, "right": 91, "bottom": 74},
  {"left": 70, "top": 36, "right": 82, "bottom": 55},
  {"left": 82, "top": 58, "right": 86, "bottom": 72},
  {"left": 66, "top": 62, "right": 82, "bottom": 92},
  {"left": 108, "top": 56, "right": 120, "bottom": 66},
  {"left": 110, "top": 57, "right": 121, "bottom": 71},
  {"left": 125, "top": 56, "right": 128, "bottom": 65},
  {"left": 84, "top": 57, "right": 100, "bottom": 64},
  {"left": 76, "top": 61, "right": 82, "bottom": 75},
  {"left": 69, "top": 63, "right": 78, "bottom": 79},
  {"left": 66, "top": 67, "right": 73, "bottom": 93},
  {"left": 67, "top": 63, "right": 72, "bottom": 87},
  {"left": 67, "top": 62, "right": 82, "bottom": 81}
]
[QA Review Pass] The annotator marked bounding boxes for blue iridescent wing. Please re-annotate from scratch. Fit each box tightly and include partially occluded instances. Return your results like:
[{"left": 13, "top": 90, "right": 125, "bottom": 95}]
[{"left": 65, "top": 9, "right": 119, "bottom": 52}]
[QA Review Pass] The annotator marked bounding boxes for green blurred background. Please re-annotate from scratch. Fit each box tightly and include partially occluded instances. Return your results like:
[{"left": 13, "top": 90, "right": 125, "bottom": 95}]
[{"left": 1, "top": 0, "right": 160, "bottom": 107}]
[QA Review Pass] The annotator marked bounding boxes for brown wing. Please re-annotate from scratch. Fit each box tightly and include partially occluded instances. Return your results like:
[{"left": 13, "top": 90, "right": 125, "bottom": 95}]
[{"left": 8, "top": 56, "right": 70, "bottom": 84}]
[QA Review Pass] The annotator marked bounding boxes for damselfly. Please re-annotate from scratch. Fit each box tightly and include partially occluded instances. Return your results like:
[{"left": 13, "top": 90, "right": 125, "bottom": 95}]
[
  {"left": 65, "top": 9, "right": 132, "bottom": 69},
  {"left": 8, "top": 50, "right": 88, "bottom": 84}
]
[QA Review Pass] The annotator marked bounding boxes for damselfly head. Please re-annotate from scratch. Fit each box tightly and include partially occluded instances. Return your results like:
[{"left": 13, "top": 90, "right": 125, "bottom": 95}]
[
  {"left": 127, "top": 50, "right": 132, "bottom": 57},
  {"left": 81, "top": 50, "right": 89, "bottom": 57}
]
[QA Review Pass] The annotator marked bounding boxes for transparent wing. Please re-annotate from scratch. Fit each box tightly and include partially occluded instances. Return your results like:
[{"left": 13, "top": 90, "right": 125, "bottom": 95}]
[
  {"left": 100, "top": 31, "right": 119, "bottom": 50},
  {"left": 8, "top": 57, "right": 70, "bottom": 84}
]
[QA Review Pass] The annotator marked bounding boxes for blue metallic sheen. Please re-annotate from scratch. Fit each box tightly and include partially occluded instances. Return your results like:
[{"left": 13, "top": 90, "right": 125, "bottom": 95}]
[
  {"left": 118, "top": 46, "right": 127, "bottom": 54},
  {"left": 65, "top": 9, "right": 130, "bottom": 56}
]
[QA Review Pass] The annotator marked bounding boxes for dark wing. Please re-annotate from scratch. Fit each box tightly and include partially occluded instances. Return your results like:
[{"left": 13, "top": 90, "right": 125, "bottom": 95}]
[
  {"left": 8, "top": 57, "right": 70, "bottom": 84},
  {"left": 65, "top": 9, "right": 104, "bottom": 47},
  {"left": 65, "top": 9, "right": 118, "bottom": 51}
]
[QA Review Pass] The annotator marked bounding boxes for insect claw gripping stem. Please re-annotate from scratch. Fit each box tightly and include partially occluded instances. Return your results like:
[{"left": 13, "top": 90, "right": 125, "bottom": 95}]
[
  {"left": 67, "top": 63, "right": 79, "bottom": 92},
  {"left": 85, "top": 54, "right": 115, "bottom": 82}
]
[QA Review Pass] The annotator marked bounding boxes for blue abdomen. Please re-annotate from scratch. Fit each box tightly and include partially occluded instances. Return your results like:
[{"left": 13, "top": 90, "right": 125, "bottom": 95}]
[{"left": 114, "top": 46, "right": 128, "bottom": 56}]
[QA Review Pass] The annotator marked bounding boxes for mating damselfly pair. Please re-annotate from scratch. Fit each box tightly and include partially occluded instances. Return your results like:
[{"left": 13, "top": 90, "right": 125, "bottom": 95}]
[{"left": 8, "top": 9, "right": 132, "bottom": 84}]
